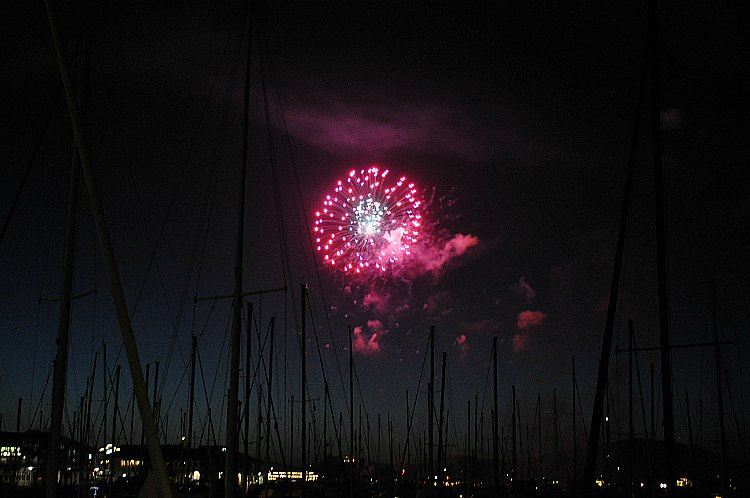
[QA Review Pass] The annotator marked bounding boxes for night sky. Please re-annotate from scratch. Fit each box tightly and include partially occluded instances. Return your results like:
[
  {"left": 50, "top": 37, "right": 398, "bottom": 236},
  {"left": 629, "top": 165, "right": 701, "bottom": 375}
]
[{"left": 1, "top": 1, "right": 748, "bottom": 461}]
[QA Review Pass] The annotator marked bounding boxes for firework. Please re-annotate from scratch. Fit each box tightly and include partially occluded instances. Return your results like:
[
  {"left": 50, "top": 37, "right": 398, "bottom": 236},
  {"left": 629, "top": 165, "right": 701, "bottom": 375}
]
[{"left": 313, "top": 167, "right": 422, "bottom": 275}]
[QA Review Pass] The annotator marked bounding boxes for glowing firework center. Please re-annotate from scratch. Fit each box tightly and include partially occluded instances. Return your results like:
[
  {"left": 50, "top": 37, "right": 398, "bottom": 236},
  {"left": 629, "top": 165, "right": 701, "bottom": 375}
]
[
  {"left": 354, "top": 198, "right": 384, "bottom": 236},
  {"left": 314, "top": 167, "right": 422, "bottom": 274}
]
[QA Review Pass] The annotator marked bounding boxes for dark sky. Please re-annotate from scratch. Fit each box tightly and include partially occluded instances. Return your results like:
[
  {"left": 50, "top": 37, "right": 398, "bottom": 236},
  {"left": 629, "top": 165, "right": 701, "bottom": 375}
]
[{"left": 1, "top": 1, "right": 748, "bottom": 459}]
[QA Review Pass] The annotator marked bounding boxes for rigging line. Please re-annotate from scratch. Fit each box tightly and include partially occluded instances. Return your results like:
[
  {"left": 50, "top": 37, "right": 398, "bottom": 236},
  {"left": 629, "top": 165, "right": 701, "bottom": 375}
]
[
  {"left": 127, "top": 0, "right": 245, "bottom": 322},
  {"left": 479, "top": 337, "right": 493, "bottom": 424},
  {"left": 30, "top": 200, "right": 59, "bottom": 428},
  {"left": 195, "top": 344, "right": 212, "bottom": 446},
  {"left": 253, "top": 318, "right": 290, "bottom": 467},
  {"left": 157, "top": 11, "right": 247, "bottom": 404},
  {"left": 304, "top": 285, "right": 347, "bottom": 456},
  {"left": 205, "top": 309, "right": 233, "bottom": 410},
  {"left": 110, "top": 1, "right": 246, "bottom": 403},
  {"left": 105, "top": 2, "right": 245, "bottom": 400},
  {"left": 575, "top": 376, "right": 589, "bottom": 446},
  {"left": 0, "top": 45, "right": 79, "bottom": 248},
  {"left": 720, "top": 279, "right": 748, "bottom": 436},
  {"left": 122, "top": 162, "right": 178, "bottom": 329},
  {"left": 258, "top": 13, "right": 291, "bottom": 297},
  {"left": 351, "top": 361, "right": 374, "bottom": 458},
  {"left": 445, "top": 358, "right": 460, "bottom": 468},
  {"left": 398, "top": 330, "right": 430, "bottom": 471},
  {"left": 196, "top": 298, "right": 219, "bottom": 342},
  {"left": 258, "top": 28, "right": 305, "bottom": 435},
  {"left": 263, "top": 39, "right": 348, "bottom": 405},
  {"left": 29, "top": 361, "right": 54, "bottom": 430}
]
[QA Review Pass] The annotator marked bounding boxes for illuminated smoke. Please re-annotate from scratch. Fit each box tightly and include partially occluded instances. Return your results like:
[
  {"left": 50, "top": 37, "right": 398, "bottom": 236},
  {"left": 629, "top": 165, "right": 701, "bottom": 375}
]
[
  {"left": 516, "top": 310, "right": 547, "bottom": 329},
  {"left": 352, "top": 319, "right": 386, "bottom": 356}
]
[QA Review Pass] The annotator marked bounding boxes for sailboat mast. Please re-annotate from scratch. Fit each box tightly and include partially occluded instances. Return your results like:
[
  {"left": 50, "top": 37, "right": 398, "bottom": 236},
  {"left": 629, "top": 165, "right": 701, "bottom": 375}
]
[
  {"left": 45, "top": 38, "right": 84, "bottom": 498},
  {"left": 428, "top": 325, "right": 435, "bottom": 493},
  {"left": 437, "top": 352, "right": 446, "bottom": 475},
  {"left": 301, "top": 284, "right": 307, "bottom": 488},
  {"left": 188, "top": 335, "right": 196, "bottom": 449},
  {"left": 492, "top": 337, "right": 500, "bottom": 490},
  {"left": 712, "top": 280, "right": 728, "bottom": 495},
  {"left": 226, "top": 1, "right": 252, "bottom": 495},
  {"left": 44, "top": 1, "right": 172, "bottom": 493},
  {"left": 349, "top": 325, "right": 354, "bottom": 498},
  {"left": 265, "top": 318, "right": 276, "bottom": 493},
  {"left": 244, "top": 303, "right": 253, "bottom": 491}
]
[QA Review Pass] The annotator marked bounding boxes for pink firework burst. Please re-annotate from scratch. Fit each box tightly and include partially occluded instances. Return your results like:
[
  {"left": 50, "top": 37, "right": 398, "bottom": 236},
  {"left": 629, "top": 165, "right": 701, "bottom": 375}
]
[{"left": 313, "top": 166, "right": 423, "bottom": 275}]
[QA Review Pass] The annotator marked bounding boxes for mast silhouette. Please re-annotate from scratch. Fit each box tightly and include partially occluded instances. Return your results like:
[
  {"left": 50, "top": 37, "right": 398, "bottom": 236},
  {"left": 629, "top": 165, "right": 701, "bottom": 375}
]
[
  {"left": 44, "top": 0, "right": 172, "bottom": 494},
  {"left": 225, "top": 1, "right": 252, "bottom": 495}
]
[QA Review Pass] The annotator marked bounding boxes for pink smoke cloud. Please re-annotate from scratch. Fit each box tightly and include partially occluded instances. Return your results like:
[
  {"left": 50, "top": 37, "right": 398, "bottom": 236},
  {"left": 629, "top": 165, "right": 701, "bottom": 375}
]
[
  {"left": 363, "top": 289, "right": 390, "bottom": 313},
  {"left": 278, "top": 87, "right": 519, "bottom": 162},
  {"left": 352, "top": 320, "right": 386, "bottom": 356},
  {"left": 403, "top": 232, "right": 480, "bottom": 280},
  {"left": 513, "top": 334, "right": 527, "bottom": 352},
  {"left": 454, "top": 334, "right": 469, "bottom": 358},
  {"left": 514, "top": 276, "right": 536, "bottom": 303},
  {"left": 516, "top": 310, "right": 547, "bottom": 329},
  {"left": 463, "top": 319, "right": 499, "bottom": 335}
]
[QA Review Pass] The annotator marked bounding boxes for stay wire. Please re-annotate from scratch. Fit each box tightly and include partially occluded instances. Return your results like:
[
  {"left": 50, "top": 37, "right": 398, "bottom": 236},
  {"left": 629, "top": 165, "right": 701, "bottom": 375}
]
[
  {"left": 156, "top": 1, "right": 248, "bottom": 406},
  {"left": 262, "top": 32, "right": 349, "bottom": 408},
  {"left": 398, "top": 330, "right": 430, "bottom": 471},
  {"left": 0, "top": 45, "right": 79, "bottom": 248}
]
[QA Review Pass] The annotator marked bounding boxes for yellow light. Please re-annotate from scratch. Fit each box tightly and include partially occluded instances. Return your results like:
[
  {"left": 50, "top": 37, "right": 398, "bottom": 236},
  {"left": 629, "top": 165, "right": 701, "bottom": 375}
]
[{"left": 676, "top": 477, "right": 691, "bottom": 487}]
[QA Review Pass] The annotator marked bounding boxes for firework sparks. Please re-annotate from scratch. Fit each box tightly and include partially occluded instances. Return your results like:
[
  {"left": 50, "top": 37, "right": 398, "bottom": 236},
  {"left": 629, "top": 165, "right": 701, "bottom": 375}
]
[{"left": 313, "top": 166, "right": 422, "bottom": 275}]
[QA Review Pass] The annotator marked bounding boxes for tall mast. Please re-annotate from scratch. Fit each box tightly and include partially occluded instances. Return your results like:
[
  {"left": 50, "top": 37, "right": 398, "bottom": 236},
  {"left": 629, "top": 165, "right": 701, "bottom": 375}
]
[
  {"left": 225, "top": 1, "right": 252, "bottom": 495},
  {"left": 437, "top": 352, "right": 447, "bottom": 475},
  {"left": 428, "top": 325, "right": 435, "bottom": 493},
  {"left": 152, "top": 360, "right": 159, "bottom": 438},
  {"left": 301, "top": 284, "right": 307, "bottom": 489},
  {"left": 712, "top": 280, "right": 728, "bottom": 495},
  {"left": 44, "top": 0, "right": 172, "bottom": 493},
  {"left": 537, "top": 393, "right": 542, "bottom": 479},
  {"left": 582, "top": 57, "right": 645, "bottom": 491},
  {"left": 553, "top": 389, "right": 559, "bottom": 482},
  {"left": 264, "top": 318, "right": 275, "bottom": 495},
  {"left": 349, "top": 325, "right": 354, "bottom": 498},
  {"left": 492, "top": 337, "right": 500, "bottom": 490},
  {"left": 511, "top": 385, "right": 516, "bottom": 484},
  {"left": 628, "top": 320, "right": 634, "bottom": 495},
  {"left": 16, "top": 396, "right": 22, "bottom": 433},
  {"left": 103, "top": 343, "right": 108, "bottom": 445},
  {"left": 649, "top": 0, "right": 676, "bottom": 487},
  {"left": 466, "top": 399, "right": 471, "bottom": 494},
  {"left": 388, "top": 414, "right": 394, "bottom": 498},
  {"left": 187, "top": 335, "right": 197, "bottom": 449},
  {"left": 112, "top": 365, "right": 120, "bottom": 444},
  {"left": 572, "top": 356, "right": 576, "bottom": 493},
  {"left": 244, "top": 303, "right": 253, "bottom": 492},
  {"left": 290, "top": 396, "right": 295, "bottom": 468},
  {"left": 323, "top": 380, "right": 329, "bottom": 483},
  {"left": 141, "top": 363, "right": 149, "bottom": 445},
  {"left": 46, "top": 27, "right": 86, "bottom": 496}
]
